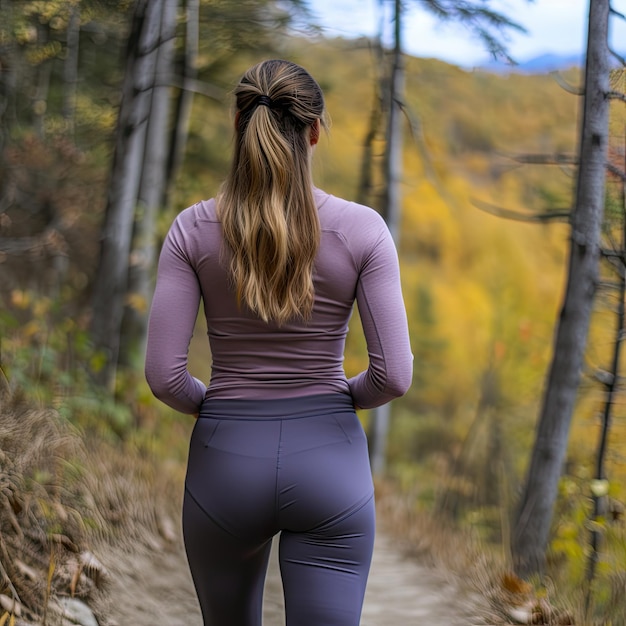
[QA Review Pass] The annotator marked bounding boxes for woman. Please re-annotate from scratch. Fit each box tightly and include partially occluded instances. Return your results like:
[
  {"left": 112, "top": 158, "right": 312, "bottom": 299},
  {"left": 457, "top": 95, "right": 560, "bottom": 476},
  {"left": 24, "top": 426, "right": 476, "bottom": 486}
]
[{"left": 145, "top": 59, "right": 412, "bottom": 626}]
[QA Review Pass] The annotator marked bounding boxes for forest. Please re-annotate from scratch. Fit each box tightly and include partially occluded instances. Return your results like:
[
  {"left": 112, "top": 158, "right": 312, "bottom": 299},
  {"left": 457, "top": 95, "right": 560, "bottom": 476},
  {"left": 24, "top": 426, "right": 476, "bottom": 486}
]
[{"left": 1, "top": 0, "right": 626, "bottom": 624}]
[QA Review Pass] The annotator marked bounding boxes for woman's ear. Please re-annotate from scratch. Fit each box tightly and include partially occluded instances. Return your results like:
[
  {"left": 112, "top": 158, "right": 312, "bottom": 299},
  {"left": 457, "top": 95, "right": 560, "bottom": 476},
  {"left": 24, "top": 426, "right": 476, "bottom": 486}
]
[{"left": 310, "top": 119, "right": 320, "bottom": 146}]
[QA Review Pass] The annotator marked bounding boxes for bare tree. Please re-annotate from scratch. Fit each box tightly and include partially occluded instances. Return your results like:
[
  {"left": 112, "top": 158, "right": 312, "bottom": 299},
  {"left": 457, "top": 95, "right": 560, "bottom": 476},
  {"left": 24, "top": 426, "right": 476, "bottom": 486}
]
[
  {"left": 90, "top": 0, "right": 165, "bottom": 388},
  {"left": 165, "top": 0, "right": 200, "bottom": 203},
  {"left": 368, "top": 0, "right": 404, "bottom": 476},
  {"left": 365, "top": 0, "right": 530, "bottom": 474},
  {"left": 32, "top": 21, "right": 53, "bottom": 139},
  {"left": 0, "top": 0, "right": 18, "bottom": 150},
  {"left": 120, "top": 0, "right": 178, "bottom": 367},
  {"left": 62, "top": 2, "right": 81, "bottom": 135},
  {"left": 511, "top": 0, "right": 612, "bottom": 579},
  {"left": 584, "top": 101, "right": 626, "bottom": 610}
]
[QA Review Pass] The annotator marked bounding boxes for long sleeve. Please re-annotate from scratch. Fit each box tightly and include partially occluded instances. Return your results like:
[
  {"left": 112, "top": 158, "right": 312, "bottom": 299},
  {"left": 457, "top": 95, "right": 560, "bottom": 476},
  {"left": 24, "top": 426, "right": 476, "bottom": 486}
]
[
  {"left": 145, "top": 214, "right": 207, "bottom": 414},
  {"left": 347, "top": 225, "right": 413, "bottom": 410}
]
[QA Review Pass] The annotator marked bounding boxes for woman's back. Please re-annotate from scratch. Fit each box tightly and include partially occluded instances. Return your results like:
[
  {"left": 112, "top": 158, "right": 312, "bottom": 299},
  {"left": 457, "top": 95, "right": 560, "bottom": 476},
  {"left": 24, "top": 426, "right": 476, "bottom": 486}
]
[{"left": 145, "top": 188, "right": 412, "bottom": 408}]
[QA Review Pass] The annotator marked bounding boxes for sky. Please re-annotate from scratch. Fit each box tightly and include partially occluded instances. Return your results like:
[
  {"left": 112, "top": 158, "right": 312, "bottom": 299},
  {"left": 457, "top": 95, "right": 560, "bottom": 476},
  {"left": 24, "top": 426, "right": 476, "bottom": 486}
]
[{"left": 308, "top": 0, "right": 626, "bottom": 68}]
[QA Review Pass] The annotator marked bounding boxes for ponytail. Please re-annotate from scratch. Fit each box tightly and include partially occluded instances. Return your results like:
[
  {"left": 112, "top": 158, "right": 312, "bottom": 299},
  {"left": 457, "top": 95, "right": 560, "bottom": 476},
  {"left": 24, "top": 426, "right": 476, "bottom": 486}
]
[{"left": 217, "top": 60, "right": 327, "bottom": 325}]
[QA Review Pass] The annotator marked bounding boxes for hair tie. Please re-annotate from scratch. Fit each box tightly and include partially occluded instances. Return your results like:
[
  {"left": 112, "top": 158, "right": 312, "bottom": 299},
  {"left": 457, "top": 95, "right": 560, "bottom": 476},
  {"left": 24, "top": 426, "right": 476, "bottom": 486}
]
[{"left": 256, "top": 95, "right": 273, "bottom": 108}]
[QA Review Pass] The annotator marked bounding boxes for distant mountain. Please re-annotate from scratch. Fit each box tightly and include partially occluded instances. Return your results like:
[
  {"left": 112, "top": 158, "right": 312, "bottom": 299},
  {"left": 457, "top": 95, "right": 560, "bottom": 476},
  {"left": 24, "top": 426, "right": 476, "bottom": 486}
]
[
  {"left": 478, "top": 52, "right": 584, "bottom": 74},
  {"left": 477, "top": 50, "right": 626, "bottom": 74}
]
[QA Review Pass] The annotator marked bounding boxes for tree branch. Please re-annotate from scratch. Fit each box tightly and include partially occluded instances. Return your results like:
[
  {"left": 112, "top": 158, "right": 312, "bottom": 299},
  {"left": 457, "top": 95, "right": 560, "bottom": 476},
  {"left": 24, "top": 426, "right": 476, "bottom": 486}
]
[
  {"left": 609, "top": 47, "right": 626, "bottom": 66},
  {"left": 598, "top": 279, "right": 623, "bottom": 291},
  {"left": 418, "top": 0, "right": 527, "bottom": 62},
  {"left": 603, "top": 229, "right": 622, "bottom": 259},
  {"left": 551, "top": 71, "right": 584, "bottom": 96},
  {"left": 589, "top": 366, "right": 615, "bottom": 387},
  {"left": 607, "top": 162, "right": 626, "bottom": 181},
  {"left": 472, "top": 199, "right": 571, "bottom": 223},
  {"left": 512, "top": 153, "right": 578, "bottom": 166},
  {"left": 0, "top": 236, "right": 45, "bottom": 253},
  {"left": 0, "top": 225, "right": 63, "bottom": 254},
  {"left": 398, "top": 101, "right": 439, "bottom": 188},
  {"left": 157, "top": 75, "right": 225, "bottom": 102},
  {"left": 610, "top": 6, "right": 626, "bottom": 21},
  {"left": 608, "top": 90, "right": 626, "bottom": 103},
  {"left": 601, "top": 246, "right": 625, "bottom": 259},
  {"left": 601, "top": 250, "right": 625, "bottom": 274}
]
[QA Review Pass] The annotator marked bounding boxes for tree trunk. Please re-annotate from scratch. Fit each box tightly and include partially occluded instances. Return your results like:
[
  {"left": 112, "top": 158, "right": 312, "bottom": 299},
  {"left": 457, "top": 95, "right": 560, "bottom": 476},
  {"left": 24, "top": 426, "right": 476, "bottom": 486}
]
[
  {"left": 62, "top": 3, "right": 81, "bottom": 135},
  {"left": 165, "top": 0, "right": 198, "bottom": 202},
  {"left": 120, "top": 0, "right": 178, "bottom": 368},
  {"left": 90, "top": 0, "right": 164, "bottom": 389},
  {"left": 33, "top": 22, "right": 52, "bottom": 139},
  {"left": 0, "top": 1, "right": 17, "bottom": 165},
  {"left": 585, "top": 127, "right": 626, "bottom": 609},
  {"left": 511, "top": 0, "right": 611, "bottom": 579},
  {"left": 380, "top": 0, "right": 404, "bottom": 238},
  {"left": 368, "top": 0, "right": 404, "bottom": 476},
  {"left": 356, "top": 19, "right": 385, "bottom": 208}
]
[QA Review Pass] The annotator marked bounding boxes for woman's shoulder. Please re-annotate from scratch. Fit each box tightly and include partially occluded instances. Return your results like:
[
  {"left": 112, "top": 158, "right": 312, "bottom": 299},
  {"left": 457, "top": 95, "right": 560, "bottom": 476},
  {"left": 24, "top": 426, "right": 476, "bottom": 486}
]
[
  {"left": 174, "top": 198, "right": 219, "bottom": 229},
  {"left": 314, "top": 188, "right": 388, "bottom": 237}
]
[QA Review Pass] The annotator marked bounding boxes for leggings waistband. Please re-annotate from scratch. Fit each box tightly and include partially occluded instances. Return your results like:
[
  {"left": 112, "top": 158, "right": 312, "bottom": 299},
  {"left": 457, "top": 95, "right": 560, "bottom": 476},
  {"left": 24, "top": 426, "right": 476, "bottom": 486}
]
[{"left": 198, "top": 393, "right": 354, "bottom": 420}]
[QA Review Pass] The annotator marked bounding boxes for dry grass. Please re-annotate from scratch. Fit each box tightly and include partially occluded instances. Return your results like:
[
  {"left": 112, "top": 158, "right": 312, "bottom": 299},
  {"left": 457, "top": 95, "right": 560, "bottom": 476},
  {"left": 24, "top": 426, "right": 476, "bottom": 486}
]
[
  {"left": 0, "top": 382, "right": 179, "bottom": 624},
  {"left": 375, "top": 479, "right": 578, "bottom": 625}
]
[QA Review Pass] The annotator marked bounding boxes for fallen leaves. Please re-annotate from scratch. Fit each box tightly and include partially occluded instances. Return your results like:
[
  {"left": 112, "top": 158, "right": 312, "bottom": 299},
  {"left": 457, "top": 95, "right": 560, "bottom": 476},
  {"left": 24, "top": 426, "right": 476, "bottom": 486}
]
[{"left": 499, "top": 572, "right": 575, "bottom": 625}]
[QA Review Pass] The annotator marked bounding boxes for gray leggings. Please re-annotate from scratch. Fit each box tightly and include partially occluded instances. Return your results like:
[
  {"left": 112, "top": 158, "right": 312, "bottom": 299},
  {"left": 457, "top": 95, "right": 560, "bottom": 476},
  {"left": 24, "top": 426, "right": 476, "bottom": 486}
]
[{"left": 182, "top": 394, "right": 376, "bottom": 626}]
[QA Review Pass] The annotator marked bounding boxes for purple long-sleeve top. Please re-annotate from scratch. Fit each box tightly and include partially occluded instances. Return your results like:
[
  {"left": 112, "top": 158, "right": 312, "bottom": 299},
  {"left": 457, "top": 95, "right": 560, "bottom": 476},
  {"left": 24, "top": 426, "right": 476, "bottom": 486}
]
[{"left": 145, "top": 188, "right": 413, "bottom": 413}]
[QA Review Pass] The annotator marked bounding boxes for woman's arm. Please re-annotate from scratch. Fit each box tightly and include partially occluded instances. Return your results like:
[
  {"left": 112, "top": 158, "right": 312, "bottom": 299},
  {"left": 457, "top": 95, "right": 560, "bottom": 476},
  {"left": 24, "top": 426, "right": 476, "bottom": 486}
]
[
  {"left": 145, "top": 215, "right": 207, "bottom": 414},
  {"left": 347, "top": 224, "right": 413, "bottom": 409}
]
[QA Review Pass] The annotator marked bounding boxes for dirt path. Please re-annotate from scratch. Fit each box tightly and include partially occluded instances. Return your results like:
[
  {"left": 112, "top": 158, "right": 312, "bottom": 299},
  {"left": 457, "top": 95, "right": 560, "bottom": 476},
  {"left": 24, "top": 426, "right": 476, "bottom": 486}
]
[{"left": 97, "top": 525, "right": 479, "bottom": 625}]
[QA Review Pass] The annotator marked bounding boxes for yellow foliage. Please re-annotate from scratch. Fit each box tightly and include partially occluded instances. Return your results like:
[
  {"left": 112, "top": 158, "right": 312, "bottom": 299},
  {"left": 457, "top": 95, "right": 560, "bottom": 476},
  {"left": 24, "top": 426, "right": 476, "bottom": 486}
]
[
  {"left": 125, "top": 292, "right": 148, "bottom": 315},
  {"left": 21, "top": 320, "right": 42, "bottom": 339},
  {"left": 11, "top": 290, "right": 31, "bottom": 309}
]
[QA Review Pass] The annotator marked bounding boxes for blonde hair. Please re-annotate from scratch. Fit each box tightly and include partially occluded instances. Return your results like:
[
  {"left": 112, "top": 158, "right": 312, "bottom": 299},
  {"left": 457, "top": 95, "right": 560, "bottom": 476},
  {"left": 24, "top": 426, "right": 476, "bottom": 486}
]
[{"left": 217, "top": 60, "right": 327, "bottom": 325}]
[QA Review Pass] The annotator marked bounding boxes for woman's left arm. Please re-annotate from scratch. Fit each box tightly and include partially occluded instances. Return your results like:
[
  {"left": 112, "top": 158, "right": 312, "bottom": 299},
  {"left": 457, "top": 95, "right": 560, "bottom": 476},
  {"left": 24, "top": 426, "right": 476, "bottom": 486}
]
[
  {"left": 145, "top": 215, "right": 207, "bottom": 414},
  {"left": 346, "top": 216, "right": 413, "bottom": 409}
]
